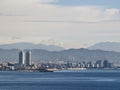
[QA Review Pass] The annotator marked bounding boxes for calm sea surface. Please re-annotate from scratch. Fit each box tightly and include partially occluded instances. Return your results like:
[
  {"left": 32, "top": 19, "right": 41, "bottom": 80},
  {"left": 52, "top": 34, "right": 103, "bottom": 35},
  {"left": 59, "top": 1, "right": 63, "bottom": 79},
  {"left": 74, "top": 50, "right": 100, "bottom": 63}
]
[{"left": 0, "top": 70, "right": 120, "bottom": 90}]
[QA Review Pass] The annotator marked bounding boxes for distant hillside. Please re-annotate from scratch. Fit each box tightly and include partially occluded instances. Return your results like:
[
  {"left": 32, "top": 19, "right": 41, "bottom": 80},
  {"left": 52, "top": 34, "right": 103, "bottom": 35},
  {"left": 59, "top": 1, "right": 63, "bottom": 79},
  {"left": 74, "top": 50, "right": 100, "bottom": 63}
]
[
  {"left": 0, "top": 42, "right": 64, "bottom": 51},
  {"left": 0, "top": 48, "right": 120, "bottom": 64},
  {"left": 88, "top": 42, "right": 120, "bottom": 52}
]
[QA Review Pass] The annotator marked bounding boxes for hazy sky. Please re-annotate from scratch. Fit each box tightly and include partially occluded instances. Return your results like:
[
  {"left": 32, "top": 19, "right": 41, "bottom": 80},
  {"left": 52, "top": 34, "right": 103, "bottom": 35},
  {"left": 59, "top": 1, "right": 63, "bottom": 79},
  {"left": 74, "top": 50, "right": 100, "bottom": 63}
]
[{"left": 0, "top": 0, "right": 120, "bottom": 49}]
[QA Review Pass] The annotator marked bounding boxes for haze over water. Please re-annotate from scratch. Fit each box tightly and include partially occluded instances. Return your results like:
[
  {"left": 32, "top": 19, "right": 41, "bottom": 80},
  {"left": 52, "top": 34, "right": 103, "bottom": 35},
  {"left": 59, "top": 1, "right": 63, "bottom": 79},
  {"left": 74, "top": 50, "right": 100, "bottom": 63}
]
[{"left": 0, "top": 70, "right": 120, "bottom": 90}]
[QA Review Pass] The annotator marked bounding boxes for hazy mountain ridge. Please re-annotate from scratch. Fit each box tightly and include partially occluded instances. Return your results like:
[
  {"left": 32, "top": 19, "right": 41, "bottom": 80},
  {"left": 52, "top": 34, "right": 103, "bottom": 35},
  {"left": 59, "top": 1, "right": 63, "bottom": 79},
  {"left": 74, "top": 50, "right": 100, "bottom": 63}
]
[
  {"left": 88, "top": 42, "right": 120, "bottom": 52},
  {"left": 0, "top": 42, "right": 64, "bottom": 51},
  {"left": 0, "top": 48, "right": 120, "bottom": 64}
]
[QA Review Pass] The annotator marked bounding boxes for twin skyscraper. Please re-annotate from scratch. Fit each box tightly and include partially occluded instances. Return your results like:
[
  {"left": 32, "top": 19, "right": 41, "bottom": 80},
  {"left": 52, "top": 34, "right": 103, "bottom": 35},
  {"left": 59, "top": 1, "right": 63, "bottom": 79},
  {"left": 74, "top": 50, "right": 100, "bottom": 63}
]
[{"left": 19, "top": 50, "right": 32, "bottom": 66}]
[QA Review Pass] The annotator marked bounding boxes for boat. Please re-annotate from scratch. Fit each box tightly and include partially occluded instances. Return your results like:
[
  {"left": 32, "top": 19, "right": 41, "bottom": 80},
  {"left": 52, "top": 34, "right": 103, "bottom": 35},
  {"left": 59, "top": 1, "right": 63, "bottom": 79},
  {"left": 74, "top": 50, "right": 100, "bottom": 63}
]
[{"left": 39, "top": 69, "right": 54, "bottom": 72}]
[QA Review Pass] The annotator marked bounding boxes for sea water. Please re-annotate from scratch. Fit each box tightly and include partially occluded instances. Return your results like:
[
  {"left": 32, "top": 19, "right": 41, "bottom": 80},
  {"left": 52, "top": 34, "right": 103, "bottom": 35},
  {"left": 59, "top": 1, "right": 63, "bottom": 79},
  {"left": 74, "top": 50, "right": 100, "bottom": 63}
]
[{"left": 0, "top": 70, "right": 120, "bottom": 90}]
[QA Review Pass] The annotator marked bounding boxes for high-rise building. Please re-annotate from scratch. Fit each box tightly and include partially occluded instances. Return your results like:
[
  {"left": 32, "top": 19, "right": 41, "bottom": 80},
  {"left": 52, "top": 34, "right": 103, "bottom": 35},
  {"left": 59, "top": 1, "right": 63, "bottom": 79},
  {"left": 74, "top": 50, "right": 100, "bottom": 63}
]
[
  {"left": 103, "top": 60, "right": 109, "bottom": 68},
  {"left": 26, "top": 51, "right": 32, "bottom": 66},
  {"left": 87, "top": 61, "right": 93, "bottom": 68},
  {"left": 19, "top": 51, "right": 25, "bottom": 65},
  {"left": 95, "top": 60, "right": 103, "bottom": 68}
]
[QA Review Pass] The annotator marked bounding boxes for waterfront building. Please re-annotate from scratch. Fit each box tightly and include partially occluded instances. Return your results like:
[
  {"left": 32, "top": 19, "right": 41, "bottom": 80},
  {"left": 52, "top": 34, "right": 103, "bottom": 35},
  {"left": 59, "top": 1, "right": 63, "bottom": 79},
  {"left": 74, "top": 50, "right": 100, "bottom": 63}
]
[
  {"left": 19, "top": 51, "right": 25, "bottom": 65},
  {"left": 108, "top": 63, "right": 114, "bottom": 68},
  {"left": 81, "top": 61, "right": 86, "bottom": 68},
  {"left": 67, "top": 62, "right": 73, "bottom": 68},
  {"left": 95, "top": 60, "right": 103, "bottom": 68},
  {"left": 26, "top": 51, "right": 32, "bottom": 66},
  {"left": 87, "top": 61, "right": 93, "bottom": 68},
  {"left": 103, "top": 60, "right": 109, "bottom": 68}
]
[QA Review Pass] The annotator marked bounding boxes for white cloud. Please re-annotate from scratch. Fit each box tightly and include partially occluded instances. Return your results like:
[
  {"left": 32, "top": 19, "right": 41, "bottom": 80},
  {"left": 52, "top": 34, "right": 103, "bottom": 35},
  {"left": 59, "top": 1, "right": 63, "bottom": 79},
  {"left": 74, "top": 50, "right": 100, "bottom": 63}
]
[
  {"left": 0, "top": 36, "right": 63, "bottom": 47},
  {"left": 40, "top": 38, "right": 64, "bottom": 46},
  {"left": 0, "top": 0, "right": 120, "bottom": 48},
  {"left": 0, "top": 0, "right": 119, "bottom": 21},
  {"left": 105, "top": 9, "right": 120, "bottom": 16}
]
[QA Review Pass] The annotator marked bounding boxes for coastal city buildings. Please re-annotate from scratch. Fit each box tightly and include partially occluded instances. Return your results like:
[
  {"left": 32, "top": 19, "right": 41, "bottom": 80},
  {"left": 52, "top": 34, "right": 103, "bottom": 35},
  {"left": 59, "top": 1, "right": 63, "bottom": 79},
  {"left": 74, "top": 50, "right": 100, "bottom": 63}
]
[{"left": 0, "top": 51, "right": 117, "bottom": 71}]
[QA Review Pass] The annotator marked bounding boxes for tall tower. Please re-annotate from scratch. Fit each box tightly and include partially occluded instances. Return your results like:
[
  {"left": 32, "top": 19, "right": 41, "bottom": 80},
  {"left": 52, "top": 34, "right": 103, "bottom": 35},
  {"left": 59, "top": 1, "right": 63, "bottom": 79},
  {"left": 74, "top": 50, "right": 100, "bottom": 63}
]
[
  {"left": 103, "top": 60, "right": 109, "bottom": 68},
  {"left": 19, "top": 51, "right": 25, "bottom": 65},
  {"left": 26, "top": 51, "right": 32, "bottom": 66}
]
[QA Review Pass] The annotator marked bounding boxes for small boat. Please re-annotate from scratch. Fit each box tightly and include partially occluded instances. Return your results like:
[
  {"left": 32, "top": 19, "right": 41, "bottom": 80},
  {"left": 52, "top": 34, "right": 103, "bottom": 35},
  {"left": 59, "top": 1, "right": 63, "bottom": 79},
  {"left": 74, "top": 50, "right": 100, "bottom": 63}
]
[{"left": 39, "top": 69, "right": 54, "bottom": 72}]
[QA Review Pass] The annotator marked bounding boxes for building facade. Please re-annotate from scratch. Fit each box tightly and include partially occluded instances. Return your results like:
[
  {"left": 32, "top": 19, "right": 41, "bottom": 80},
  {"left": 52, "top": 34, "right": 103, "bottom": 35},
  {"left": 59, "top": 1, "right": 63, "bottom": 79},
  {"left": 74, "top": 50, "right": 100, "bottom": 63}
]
[
  {"left": 26, "top": 51, "right": 32, "bottom": 66},
  {"left": 19, "top": 50, "right": 32, "bottom": 66},
  {"left": 19, "top": 51, "right": 25, "bottom": 65}
]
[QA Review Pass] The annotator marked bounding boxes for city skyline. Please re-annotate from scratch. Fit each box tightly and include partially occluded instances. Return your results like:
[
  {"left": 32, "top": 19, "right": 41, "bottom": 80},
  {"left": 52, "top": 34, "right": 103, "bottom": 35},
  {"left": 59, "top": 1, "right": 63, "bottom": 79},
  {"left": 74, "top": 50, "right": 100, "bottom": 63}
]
[{"left": 0, "top": 0, "right": 120, "bottom": 49}]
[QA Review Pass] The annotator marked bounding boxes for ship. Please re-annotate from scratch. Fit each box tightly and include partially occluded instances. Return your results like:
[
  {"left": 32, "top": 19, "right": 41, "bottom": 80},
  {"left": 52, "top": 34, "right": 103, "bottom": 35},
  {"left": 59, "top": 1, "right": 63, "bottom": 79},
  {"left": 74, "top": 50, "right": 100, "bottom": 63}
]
[{"left": 39, "top": 69, "right": 54, "bottom": 72}]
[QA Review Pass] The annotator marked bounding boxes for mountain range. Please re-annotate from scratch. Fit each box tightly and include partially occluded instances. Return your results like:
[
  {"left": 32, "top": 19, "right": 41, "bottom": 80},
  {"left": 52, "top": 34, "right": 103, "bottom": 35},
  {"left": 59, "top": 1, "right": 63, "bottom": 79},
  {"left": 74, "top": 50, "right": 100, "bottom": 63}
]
[
  {"left": 0, "top": 42, "right": 120, "bottom": 52},
  {"left": 0, "top": 42, "right": 120, "bottom": 64},
  {"left": 88, "top": 42, "right": 120, "bottom": 52},
  {"left": 0, "top": 42, "right": 64, "bottom": 51},
  {"left": 0, "top": 48, "right": 120, "bottom": 64}
]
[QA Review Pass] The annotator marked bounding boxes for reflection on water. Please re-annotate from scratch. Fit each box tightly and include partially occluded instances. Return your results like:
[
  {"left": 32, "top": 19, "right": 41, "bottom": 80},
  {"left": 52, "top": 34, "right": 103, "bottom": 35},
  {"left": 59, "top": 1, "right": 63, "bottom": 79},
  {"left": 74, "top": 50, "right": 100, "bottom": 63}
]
[{"left": 0, "top": 70, "right": 120, "bottom": 90}]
